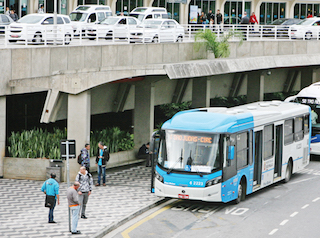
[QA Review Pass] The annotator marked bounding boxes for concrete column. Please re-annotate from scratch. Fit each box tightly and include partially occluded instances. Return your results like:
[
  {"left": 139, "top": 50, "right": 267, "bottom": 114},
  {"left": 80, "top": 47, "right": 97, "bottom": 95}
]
[
  {"left": 0, "top": 96, "right": 5, "bottom": 178},
  {"left": 247, "top": 71, "right": 264, "bottom": 103},
  {"left": 67, "top": 91, "right": 91, "bottom": 182},
  {"left": 192, "top": 77, "right": 211, "bottom": 108},
  {"left": 301, "top": 67, "right": 316, "bottom": 89},
  {"left": 134, "top": 78, "right": 155, "bottom": 150}
]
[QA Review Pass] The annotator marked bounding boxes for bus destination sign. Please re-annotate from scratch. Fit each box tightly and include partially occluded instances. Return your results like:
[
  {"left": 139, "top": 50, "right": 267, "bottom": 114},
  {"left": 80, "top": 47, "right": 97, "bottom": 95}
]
[{"left": 169, "top": 134, "right": 213, "bottom": 144}]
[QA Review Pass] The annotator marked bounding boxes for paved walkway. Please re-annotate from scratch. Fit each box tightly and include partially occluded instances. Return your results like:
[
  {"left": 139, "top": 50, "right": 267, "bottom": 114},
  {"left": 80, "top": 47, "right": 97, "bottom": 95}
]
[{"left": 0, "top": 165, "right": 164, "bottom": 238}]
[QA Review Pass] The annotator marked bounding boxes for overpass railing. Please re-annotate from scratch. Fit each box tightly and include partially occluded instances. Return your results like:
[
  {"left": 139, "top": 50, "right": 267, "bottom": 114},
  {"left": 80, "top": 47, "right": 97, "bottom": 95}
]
[{"left": 0, "top": 24, "right": 319, "bottom": 47}]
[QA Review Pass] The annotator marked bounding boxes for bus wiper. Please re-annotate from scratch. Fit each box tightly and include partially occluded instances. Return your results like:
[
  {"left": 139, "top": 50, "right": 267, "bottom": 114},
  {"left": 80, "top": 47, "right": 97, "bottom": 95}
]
[
  {"left": 167, "top": 149, "right": 183, "bottom": 174},
  {"left": 187, "top": 150, "right": 203, "bottom": 177}
]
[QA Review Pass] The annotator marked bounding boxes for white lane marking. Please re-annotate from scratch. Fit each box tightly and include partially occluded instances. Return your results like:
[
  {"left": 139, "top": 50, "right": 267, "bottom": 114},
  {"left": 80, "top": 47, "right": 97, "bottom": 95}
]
[
  {"left": 290, "top": 212, "right": 298, "bottom": 217},
  {"left": 312, "top": 197, "right": 320, "bottom": 202},
  {"left": 290, "top": 178, "right": 313, "bottom": 184},
  {"left": 302, "top": 204, "right": 309, "bottom": 209},
  {"left": 269, "top": 229, "right": 278, "bottom": 235},
  {"left": 280, "top": 220, "right": 288, "bottom": 226},
  {"left": 275, "top": 195, "right": 280, "bottom": 199}
]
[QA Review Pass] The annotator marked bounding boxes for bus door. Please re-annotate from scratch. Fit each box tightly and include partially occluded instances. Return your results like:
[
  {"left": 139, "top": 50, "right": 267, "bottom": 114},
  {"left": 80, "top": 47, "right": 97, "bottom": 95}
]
[
  {"left": 150, "top": 131, "right": 161, "bottom": 193},
  {"left": 253, "top": 130, "right": 262, "bottom": 189},
  {"left": 222, "top": 134, "right": 237, "bottom": 182},
  {"left": 274, "top": 125, "right": 283, "bottom": 180}
]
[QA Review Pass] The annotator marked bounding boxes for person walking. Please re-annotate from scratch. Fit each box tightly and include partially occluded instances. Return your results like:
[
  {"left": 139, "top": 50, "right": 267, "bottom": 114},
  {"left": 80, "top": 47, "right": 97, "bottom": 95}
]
[
  {"left": 241, "top": 12, "right": 250, "bottom": 40},
  {"left": 67, "top": 181, "right": 81, "bottom": 235},
  {"left": 249, "top": 12, "right": 258, "bottom": 25},
  {"left": 207, "top": 10, "right": 214, "bottom": 24},
  {"left": 41, "top": 173, "right": 60, "bottom": 223},
  {"left": 216, "top": 9, "right": 223, "bottom": 24},
  {"left": 75, "top": 167, "right": 93, "bottom": 219},
  {"left": 95, "top": 142, "right": 110, "bottom": 186},
  {"left": 80, "top": 143, "right": 91, "bottom": 173},
  {"left": 9, "top": 10, "right": 18, "bottom": 21},
  {"left": 199, "top": 12, "right": 207, "bottom": 24}
]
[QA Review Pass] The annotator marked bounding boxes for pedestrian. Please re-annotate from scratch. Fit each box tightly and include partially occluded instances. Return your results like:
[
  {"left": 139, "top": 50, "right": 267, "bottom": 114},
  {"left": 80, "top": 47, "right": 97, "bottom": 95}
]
[
  {"left": 5, "top": 7, "right": 10, "bottom": 16},
  {"left": 249, "top": 12, "right": 258, "bottom": 25},
  {"left": 199, "top": 12, "right": 207, "bottom": 24},
  {"left": 67, "top": 181, "right": 81, "bottom": 235},
  {"left": 75, "top": 166, "right": 93, "bottom": 219},
  {"left": 307, "top": 13, "right": 313, "bottom": 18},
  {"left": 38, "top": 5, "right": 44, "bottom": 14},
  {"left": 216, "top": 9, "right": 223, "bottom": 24},
  {"left": 9, "top": 10, "right": 18, "bottom": 21},
  {"left": 138, "top": 142, "right": 151, "bottom": 167},
  {"left": 241, "top": 12, "right": 250, "bottom": 40},
  {"left": 207, "top": 10, "right": 214, "bottom": 24},
  {"left": 95, "top": 141, "right": 110, "bottom": 186},
  {"left": 80, "top": 143, "right": 91, "bottom": 173},
  {"left": 41, "top": 173, "right": 60, "bottom": 223}
]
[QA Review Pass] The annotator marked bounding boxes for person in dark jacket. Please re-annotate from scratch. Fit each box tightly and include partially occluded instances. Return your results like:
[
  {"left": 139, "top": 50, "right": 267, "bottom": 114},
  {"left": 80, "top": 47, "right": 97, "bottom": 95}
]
[
  {"left": 9, "top": 10, "right": 18, "bottom": 21},
  {"left": 241, "top": 12, "right": 250, "bottom": 40},
  {"left": 138, "top": 142, "right": 150, "bottom": 167},
  {"left": 95, "top": 141, "right": 110, "bottom": 186}
]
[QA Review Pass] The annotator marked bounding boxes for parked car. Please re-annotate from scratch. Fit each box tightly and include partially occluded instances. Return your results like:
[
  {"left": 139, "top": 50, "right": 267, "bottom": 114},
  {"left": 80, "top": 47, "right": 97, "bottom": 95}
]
[
  {"left": 8, "top": 14, "right": 73, "bottom": 44},
  {"left": 290, "top": 17, "right": 320, "bottom": 39},
  {"left": 130, "top": 19, "right": 184, "bottom": 43},
  {"left": 69, "top": 5, "right": 113, "bottom": 36},
  {"left": 263, "top": 18, "right": 303, "bottom": 37},
  {"left": 129, "top": 7, "right": 168, "bottom": 22},
  {"left": 0, "top": 14, "right": 13, "bottom": 34},
  {"left": 87, "top": 16, "right": 141, "bottom": 40}
]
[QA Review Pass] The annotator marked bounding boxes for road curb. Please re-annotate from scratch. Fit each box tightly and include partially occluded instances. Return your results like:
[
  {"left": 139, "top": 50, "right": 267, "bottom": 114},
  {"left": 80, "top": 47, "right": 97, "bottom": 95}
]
[{"left": 93, "top": 197, "right": 170, "bottom": 238}]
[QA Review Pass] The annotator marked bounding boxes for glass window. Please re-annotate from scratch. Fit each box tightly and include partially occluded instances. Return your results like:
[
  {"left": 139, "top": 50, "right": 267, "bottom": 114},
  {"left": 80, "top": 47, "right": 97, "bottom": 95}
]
[
  {"left": 97, "top": 12, "right": 105, "bottom": 21},
  {"left": 294, "top": 4, "right": 299, "bottom": 18},
  {"left": 1, "top": 15, "right": 9, "bottom": 23},
  {"left": 260, "top": 2, "right": 265, "bottom": 24},
  {"left": 128, "top": 18, "right": 137, "bottom": 25},
  {"left": 264, "top": 124, "right": 274, "bottom": 160},
  {"left": 88, "top": 13, "right": 96, "bottom": 23},
  {"left": 301, "top": 4, "right": 306, "bottom": 19},
  {"left": 304, "top": 114, "right": 310, "bottom": 134},
  {"left": 236, "top": 132, "right": 249, "bottom": 169},
  {"left": 57, "top": 17, "right": 63, "bottom": 24},
  {"left": 280, "top": 3, "right": 285, "bottom": 18},
  {"left": 63, "top": 17, "right": 70, "bottom": 24},
  {"left": 295, "top": 117, "right": 304, "bottom": 141},
  {"left": 119, "top": 18, "right": 126, "bottom": 24},
  {"left": 43, "top": 17, "right": 54, "bottom": 24},
  {"left": 284, "top": 119, "right": 294, "bottom": 145}
]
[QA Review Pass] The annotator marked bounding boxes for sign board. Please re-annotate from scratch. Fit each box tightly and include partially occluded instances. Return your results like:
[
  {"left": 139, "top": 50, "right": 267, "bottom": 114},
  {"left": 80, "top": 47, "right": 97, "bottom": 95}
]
[
  {"left": 60, "top": 139, "right": 76, "bottom": 158},
  {"left": 190, "top": 5, "right": 198, "bottom": 23},
  {"left": 167, "top": 0, "right": 187, "bottom": 3}
]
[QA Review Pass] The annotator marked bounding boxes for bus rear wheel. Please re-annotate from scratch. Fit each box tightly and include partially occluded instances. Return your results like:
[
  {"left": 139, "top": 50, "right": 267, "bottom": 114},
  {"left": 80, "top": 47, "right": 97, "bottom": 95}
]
[{"left": 284, "top": 161, "right": 292, "bottom": 183}]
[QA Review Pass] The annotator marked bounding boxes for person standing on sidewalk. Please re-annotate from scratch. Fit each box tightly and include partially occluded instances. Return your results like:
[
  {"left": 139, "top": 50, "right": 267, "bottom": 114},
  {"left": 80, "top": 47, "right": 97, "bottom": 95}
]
[
  {"left": 67, "top": 181, "right": 81, "bottom": 235},
  {"left": 75, "top": 167, "right": 93, "bottom": 219},
  {"left": 95, "top": 142, "right": 110, "bottom": 186},
  {"left": 80, "top": 143, "right": 91, "bottom": 173},
  {"left": 41, "top": 173, "right": 60, "bottom": 223}
]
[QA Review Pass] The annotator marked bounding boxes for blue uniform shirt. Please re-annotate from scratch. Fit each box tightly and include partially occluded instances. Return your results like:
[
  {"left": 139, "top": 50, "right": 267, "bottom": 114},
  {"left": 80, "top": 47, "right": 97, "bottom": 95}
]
[
  {"left": 41, "top": 178, "right": 59, "bottom": 198},
  {"left": 98, "top": 149, "right": 103, "bottom": 166}
]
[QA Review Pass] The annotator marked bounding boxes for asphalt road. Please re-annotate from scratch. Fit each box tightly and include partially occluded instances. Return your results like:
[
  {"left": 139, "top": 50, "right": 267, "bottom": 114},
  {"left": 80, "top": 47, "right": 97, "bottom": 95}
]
[{"left": 105, "top": 159, "right": 320, "bottom": 238}]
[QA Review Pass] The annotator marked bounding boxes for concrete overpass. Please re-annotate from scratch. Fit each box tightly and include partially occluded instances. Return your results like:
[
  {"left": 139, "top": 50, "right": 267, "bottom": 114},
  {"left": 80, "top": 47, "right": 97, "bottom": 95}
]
[{"left": 1, "top": 40, "right": 320, "bottom": 179}]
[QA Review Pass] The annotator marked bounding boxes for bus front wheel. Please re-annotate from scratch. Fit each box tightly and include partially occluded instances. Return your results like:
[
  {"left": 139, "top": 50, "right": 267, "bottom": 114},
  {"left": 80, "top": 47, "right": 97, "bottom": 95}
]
[
  {"left": 235, "top": 180, "right": 246, "bottom": 204},
  {"left": 284, "top": 161, "right": 292, "bottom": 183}
]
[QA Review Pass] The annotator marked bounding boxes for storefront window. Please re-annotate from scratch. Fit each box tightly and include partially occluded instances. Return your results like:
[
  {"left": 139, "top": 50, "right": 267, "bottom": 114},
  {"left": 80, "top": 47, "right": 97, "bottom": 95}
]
[
  {"left": 294, "top": 3, "right": 320, "bottom": 19},
  {"left": 20, "top": 0, "right": 27, "bottom": 17},
  {"left": 60, "top": 0, "right": 67, "bottom": 14},
  {"left": 188, "top": 0, "right": 215, "bottom": 23},
  {"left": 260, "top": 2, "right": 286, "bottom": 25},
  {"left": 117, "top": 0, "right": 143, "bottom": 15},
  {"left": 0, "top": 0, "right": 4, "bottom": 14},
  {"left": 224, "top": 1, "right": 251, "bottom": 24}
]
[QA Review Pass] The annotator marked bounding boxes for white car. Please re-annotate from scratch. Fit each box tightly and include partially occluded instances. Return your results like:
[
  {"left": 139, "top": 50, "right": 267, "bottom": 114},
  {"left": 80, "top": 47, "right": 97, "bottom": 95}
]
[
  {"left": 87, "top": 16, "right": 141, "bottom": 40},
  {"left": 130, "top": 19, "right": 184, "bottom": 43},
  {"left": 8, "top": 14, "right": 73, "bottom": 44},
  {"left": 290, "top": 17, "right": 320, "bottom": 40}
]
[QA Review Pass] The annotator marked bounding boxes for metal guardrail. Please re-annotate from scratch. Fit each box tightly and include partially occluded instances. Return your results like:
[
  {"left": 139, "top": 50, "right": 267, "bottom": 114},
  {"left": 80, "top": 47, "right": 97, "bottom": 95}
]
[{"left": 1, "top": 24, "right": 319, "bottom": 47}]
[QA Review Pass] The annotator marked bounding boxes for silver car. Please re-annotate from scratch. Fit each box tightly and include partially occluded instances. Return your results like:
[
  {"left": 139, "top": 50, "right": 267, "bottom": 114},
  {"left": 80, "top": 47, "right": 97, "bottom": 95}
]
[{"left": 130, "top": 19, "right": 184, "bottom": 43}]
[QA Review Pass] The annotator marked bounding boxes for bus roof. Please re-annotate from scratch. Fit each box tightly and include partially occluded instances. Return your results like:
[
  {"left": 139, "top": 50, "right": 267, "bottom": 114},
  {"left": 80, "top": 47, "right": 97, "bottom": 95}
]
[{"left": 162, "top": 101, "right": 310, "bottom": 133}]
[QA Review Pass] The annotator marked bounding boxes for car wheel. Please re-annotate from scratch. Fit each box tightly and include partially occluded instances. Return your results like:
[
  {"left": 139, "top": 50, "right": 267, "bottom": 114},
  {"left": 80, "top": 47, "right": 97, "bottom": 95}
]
[
  {"left": 33, "top": 33, "right": 43, "bottom": 44},
  {"left": 9, "top": 40, "right": 17, "bottom": 43},
  {"left": 152, "top": 36, "right": 159, "bottom": 43},
  {"left": 176, "top": 36, "right": 183, "bottom": 43},
  {"left": 305, "top": 32, "right": 312, "bottom": 40},
  {"left": 105, "top": 31, "right": 113, "bottom": 40},
  {"left": 88, "top": 37, "right": 96, "bottom": 40},
  {"left": 65, "top": 34, "right": 72, "bottom": 45}
]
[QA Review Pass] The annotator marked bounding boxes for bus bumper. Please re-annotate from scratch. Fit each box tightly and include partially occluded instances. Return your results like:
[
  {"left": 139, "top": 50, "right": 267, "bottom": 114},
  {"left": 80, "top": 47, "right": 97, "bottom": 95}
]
[{"left": 154, "top": 179, "right": 222, "bottom": 202}]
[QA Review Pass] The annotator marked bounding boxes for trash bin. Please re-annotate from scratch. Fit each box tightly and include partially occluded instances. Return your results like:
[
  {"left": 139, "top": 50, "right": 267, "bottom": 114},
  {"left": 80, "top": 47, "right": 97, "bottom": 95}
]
[{"left": 46, "top": 159, "right": 63, "bottom": 183}]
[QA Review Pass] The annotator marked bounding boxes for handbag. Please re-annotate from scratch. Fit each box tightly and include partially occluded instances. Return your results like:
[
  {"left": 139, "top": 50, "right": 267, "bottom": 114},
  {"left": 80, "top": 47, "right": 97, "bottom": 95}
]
[{"left": 45, "top": 195, "right": 55, "bottom": 208}]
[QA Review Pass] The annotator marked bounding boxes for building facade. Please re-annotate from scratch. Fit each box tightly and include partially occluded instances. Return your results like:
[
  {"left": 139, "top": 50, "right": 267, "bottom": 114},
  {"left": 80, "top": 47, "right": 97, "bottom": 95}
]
[{"left": 0, "top": 0, "right": 319, "bottom": 25}]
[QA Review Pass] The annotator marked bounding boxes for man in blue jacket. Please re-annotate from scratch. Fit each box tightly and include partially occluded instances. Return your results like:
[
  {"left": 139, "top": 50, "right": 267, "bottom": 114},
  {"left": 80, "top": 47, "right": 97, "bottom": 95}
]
[{"left": 41, "top": 173, "right": 60, "bottom": 223}]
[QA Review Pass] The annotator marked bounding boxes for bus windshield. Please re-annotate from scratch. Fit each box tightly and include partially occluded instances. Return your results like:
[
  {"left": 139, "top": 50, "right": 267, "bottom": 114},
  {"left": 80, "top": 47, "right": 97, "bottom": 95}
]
[
  {"left": 295, "top": 97, "right": 320, "bottom": 128},
  {"left": 157, "top": 130, "right": 221, "bottom": 174}
]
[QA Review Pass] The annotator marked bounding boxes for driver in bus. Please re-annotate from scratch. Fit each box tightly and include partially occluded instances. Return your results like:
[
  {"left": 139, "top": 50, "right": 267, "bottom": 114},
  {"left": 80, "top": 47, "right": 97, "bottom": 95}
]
[{"left": 311, "top": 107, "right": 318, "bottom": 125}]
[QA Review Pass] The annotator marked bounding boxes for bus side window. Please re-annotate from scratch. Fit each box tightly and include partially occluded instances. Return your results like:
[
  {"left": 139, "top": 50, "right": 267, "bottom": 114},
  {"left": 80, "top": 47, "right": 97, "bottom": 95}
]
[
  {"left": 226, "top": 135, "right": 236, "bottom": 167},
  {"left": 304, "top": 114, "right": 310, "bottom": 134},
  {"left": 236, "top": 132, "right": 249, "bottom": 169},
  {"left": 284, "top": 119, "right": 294, "bottom": 145},
  {"left": 295, "top": 116, "right": 304, "bottom": 141},
  {"left": 264, "top": 124, "right": 274, "bottom": 160}
]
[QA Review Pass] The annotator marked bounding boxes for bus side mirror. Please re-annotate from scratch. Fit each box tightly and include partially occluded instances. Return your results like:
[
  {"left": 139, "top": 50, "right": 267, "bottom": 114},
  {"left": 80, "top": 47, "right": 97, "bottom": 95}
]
[{"left": 228, "top": 146, "right": 234, "bottom": 160}]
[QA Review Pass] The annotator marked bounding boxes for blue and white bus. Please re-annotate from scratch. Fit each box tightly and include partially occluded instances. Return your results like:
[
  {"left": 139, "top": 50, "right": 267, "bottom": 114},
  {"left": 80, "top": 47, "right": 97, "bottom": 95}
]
[
  {"left": 285, "top": 82, "right": 320, "bottom": 155},
  {"left": 151, "top": 101, "right": 310, "bottom": 203}
]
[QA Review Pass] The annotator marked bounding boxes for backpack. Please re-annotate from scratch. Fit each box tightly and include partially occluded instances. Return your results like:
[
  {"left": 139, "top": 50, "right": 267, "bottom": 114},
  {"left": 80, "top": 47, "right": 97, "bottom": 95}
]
[{"left": 77, "top": 152, "right": 82, "bottom": 165}]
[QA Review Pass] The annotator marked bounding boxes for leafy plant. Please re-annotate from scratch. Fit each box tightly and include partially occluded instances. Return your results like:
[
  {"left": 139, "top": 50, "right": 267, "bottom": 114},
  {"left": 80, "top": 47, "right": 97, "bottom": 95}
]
[
  {"left": 160, "top": 102, "right": 192, "bottom": 119},
  {"left": 194, "top": 29, "right": 243, "bottom": 58}
]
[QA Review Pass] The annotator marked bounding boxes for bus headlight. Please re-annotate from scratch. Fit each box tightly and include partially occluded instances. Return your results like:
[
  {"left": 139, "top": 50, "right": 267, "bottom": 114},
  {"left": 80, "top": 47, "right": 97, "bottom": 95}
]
[
  {"left": 155, "top": 171, "right": 164, "bottom": 183},
  {"left": 205, "top": 176, "right": 222, "bottom": 187}
]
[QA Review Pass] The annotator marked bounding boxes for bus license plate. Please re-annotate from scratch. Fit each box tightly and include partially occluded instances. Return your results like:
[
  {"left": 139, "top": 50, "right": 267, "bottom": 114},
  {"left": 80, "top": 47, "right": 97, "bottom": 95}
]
[{"left": 178, "top": 194, "right": 189, "bottom": 199}]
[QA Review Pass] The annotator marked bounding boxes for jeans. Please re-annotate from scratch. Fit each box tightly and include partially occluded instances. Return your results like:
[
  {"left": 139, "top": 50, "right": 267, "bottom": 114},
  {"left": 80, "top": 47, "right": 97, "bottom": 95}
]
[
  {"left": 78, "top": 192, "right": 89, "bottom": 216},
  {"left": 48, "top": 199, "right": 56, "bottom": 222},
  {"left": 97, "top": 165, "right": 106, "bottom": 185},
  {"left": 70, "top": 206, "right": 80, "bottom": 232}
]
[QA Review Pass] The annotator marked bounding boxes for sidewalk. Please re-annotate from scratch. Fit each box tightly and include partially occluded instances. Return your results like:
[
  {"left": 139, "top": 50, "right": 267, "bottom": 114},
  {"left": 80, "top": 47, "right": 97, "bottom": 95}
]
[{"left": 0, "top": 165, "right": 165, "bottom": 238}]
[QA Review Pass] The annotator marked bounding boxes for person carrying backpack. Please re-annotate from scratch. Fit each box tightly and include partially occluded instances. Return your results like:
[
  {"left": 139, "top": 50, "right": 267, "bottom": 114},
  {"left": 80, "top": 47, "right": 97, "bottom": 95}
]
[
  {"left": 75, "top": 167, "right": 93, "bottom": 219},
  {"left": 79, "top": 143, "right": 91, "bottom": 173}
]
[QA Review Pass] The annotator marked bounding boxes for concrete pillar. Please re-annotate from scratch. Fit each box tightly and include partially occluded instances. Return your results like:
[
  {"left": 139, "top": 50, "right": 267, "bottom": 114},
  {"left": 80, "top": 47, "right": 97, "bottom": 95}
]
[
  {"left": 134, "top": 78, "right": 155, "bottom": 150},
  {"left": 67, "top": 91, "right": 91, "bottom": 182},
  {"left": 247, "top": 71, "right": 264, "bottom": 103},
  {"left": 301, "top": 67, "right": 316, "bottom": 89},
  {"left": 0, "top": 96, "right": 5, "bottom": 178},
  {"left": 192, "top": 77, "right": 211, "bottom": 108}
]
